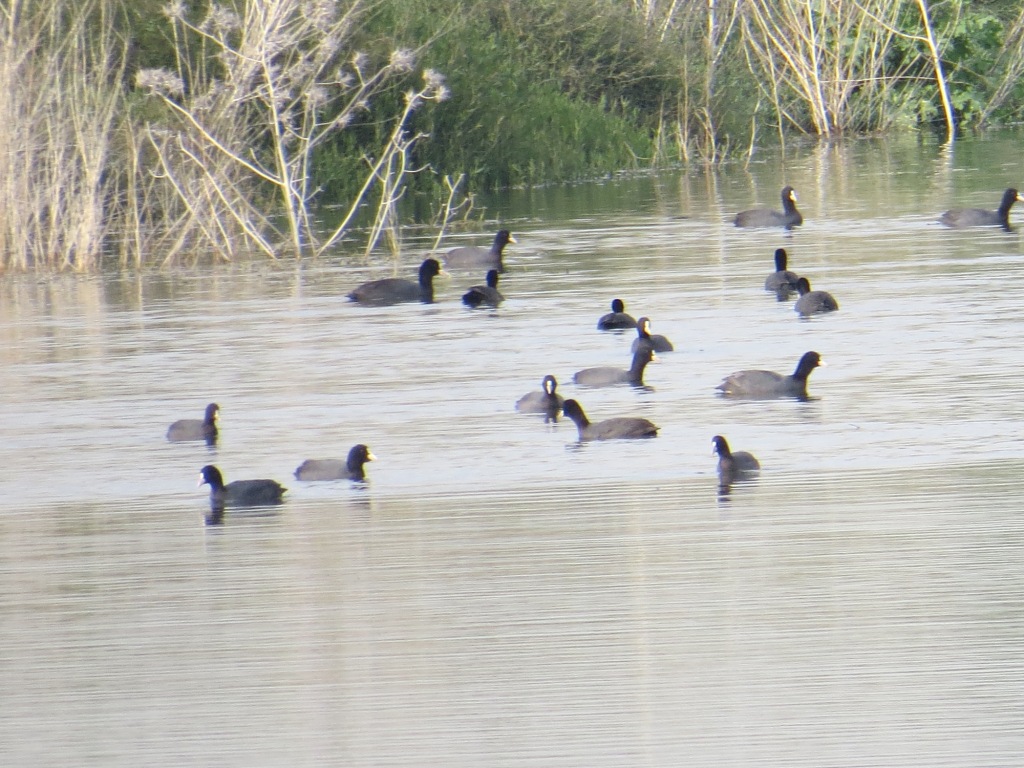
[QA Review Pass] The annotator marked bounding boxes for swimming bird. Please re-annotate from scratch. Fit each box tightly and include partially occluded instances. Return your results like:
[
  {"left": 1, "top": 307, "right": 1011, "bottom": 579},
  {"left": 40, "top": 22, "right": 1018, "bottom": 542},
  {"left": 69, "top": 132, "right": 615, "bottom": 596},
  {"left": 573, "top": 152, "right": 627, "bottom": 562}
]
[
  {"left": 939, "top": 188, "right": 1023, "bottom": 229},
  {"left": 461, "top": 270, "right": 504, "bottom": 308},
  {"left": 716, "top": 351, "right": 824, "bottom": 399},
  {"left": 199, "top": 465, "right": 286, "bottom": 508},
  {"left": 574, "top": 344, "right": 656, "bottom": 387},
  {"left": 596, "top": 298, "right": 637, "bottom": 330},
  {"left": 712, "top": 435, "right": 761, "bottom": 479},
  {"left": 561, "top": 399, "right": 659, "bottom": 441},
  {"left": 734, "top": 186, "right": 803, "bottom": 229},
  {"left": 515, "top": 375, "right": 565, "bottom": 421},
  {"left": 630, "top": 317, "right": 674, "bottom": 353},
  {"left": 294, "top": 444, "right": 376, "bottom": 482},
  {"left": 794, "top": 277, "right": 839, "bottom": 316},
  {"left": 764, "top": 248, "right": 800, "bottom": 296},
  {"left": 444, "top": 229, "right": 516, "bottom": 271},
  {"left": 347, "top": 258, "right": 444, "bottom": 306},
  {"left": 167, "top": 402, "right": 219, "bottom": 444}
]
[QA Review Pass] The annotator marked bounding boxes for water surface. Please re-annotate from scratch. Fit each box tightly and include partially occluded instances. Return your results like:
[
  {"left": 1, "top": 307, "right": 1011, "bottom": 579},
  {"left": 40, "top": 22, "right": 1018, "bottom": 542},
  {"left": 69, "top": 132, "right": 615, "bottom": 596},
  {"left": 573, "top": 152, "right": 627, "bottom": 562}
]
[{"left": 2, "top": 133, "right": 1024, "bottom": 766}]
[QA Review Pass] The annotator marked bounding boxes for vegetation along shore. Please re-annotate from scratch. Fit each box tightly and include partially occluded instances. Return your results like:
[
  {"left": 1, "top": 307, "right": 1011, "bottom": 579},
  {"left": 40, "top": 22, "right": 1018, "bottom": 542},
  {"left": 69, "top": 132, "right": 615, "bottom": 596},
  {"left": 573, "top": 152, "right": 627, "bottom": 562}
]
[{"left": 2, "top": 0, "right": 1022, "bottom": 271}]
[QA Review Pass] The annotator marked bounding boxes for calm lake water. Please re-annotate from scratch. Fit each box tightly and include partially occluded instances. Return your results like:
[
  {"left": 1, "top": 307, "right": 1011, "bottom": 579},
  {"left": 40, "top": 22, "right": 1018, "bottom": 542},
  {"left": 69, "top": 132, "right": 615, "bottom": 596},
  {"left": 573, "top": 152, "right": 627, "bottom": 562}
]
[{"left": 3, "top": 132, "right": 1024, "bottom": 766}]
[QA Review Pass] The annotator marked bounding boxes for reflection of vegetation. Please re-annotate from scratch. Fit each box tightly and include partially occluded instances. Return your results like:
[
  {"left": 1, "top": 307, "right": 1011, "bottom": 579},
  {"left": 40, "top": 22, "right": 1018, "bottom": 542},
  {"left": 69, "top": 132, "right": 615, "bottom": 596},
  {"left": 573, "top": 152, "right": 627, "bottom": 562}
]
[{"left": 3, "top": 0, "right": 1024, "bottom": 271}]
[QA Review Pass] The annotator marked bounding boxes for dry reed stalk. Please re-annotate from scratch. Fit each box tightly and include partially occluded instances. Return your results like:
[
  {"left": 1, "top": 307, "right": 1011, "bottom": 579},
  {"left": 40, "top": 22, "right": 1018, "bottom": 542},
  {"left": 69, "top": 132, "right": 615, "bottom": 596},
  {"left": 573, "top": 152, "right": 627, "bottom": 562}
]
[
  {"left": 851, "top": 0, "right": 956, "bottom": 140},
  {"left": 979, "top": 7, "right": 1024, "bottom": 124},
  {"left": 429, "top": 174, "right": 471, "bottom": 252},
  {"left": 631, "top": 0, "right": 685, "bottom": 43},
  {"left": 913, "top": 0, "right": 955, "bottom": 141},
  {"left": 0, "top": 0, "right": 128, "bottom": 272},
  {"left": 739, "top": 0, "right": 905, "bottom": 136},
  {"left": 136, "top": 0, "right": 449, "bottom": 263},
  {"left": 318, "top": 73, "right": 449, "bottom": 256},
  {"left": 655, "top": 1, "right": 744, "bottom": 164}
]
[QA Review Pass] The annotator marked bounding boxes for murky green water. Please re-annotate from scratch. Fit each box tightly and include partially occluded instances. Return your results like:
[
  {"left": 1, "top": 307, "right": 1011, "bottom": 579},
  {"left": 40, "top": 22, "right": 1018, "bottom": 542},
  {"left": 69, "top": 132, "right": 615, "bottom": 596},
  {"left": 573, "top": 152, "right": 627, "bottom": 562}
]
[{"left": 2, "top": 132, "right": 1024, "bottom": 766}]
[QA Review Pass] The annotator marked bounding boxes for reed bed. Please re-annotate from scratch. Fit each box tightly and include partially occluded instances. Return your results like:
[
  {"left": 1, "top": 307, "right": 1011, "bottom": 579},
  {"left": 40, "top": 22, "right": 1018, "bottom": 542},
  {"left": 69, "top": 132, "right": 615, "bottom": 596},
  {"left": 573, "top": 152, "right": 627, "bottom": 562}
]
[{"left": 0, "top": 0, "right": 451, "bottom": 270}]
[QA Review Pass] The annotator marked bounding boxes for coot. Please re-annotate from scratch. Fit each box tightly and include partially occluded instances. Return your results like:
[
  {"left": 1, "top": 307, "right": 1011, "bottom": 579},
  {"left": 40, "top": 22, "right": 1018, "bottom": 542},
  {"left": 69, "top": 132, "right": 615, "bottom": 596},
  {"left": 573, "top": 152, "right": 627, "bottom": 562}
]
[
  {"left": 764, "top": 248, "right": 800, "bottom": 295},
  {"left": 561, "top": 399, "right": 659, "bottom": 441},
  {"left": 939, "top": 188, "right": 1023, "bottom": 229},
  {"left": 716, "top": 351, "right": 824, "bottom": 399},
  {"left": 167, "top": 402, "right": 219, "bottom": 443},
  {"left": 461, "top": 270, "right": 504, "bottom": 307},
  {"left": 574, "top": 344, "right": 656, "bottom": 387},
  {"left": 734, "top": 186, "right": 802, "bottom": 229},
  {"left": 794, "top": 277, "right": 839, "bottom": 316},
  {"left": 630, "top": 317, "right": 674, "bottom": 353},
  {"left": 712, "top": 435, "right": 761, "bottom": 477},
  {"left": 199, "top": 465, "right": 286, "bottom": 507},
  {"left": 294, "top": 444, "right": 376, "bottom": 482},
  {"left": 347, "top": 258, "right": 443, "bottom": 305},
  {"left": 444, "top": 230, "right": 516, "bottom": 271},
  {"left": 597, "top": 299, "right": 637, "bottom": 330},
  {"left": 515, "top": 375, "right": 565, "bottom": 421}
]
